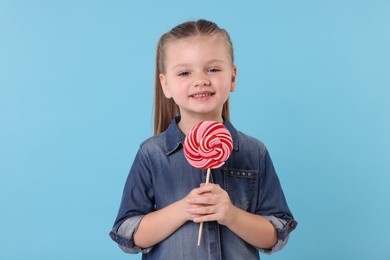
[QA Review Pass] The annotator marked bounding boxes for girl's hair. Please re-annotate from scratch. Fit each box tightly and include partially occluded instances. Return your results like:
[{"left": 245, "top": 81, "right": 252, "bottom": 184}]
[{"left": 154, "top": 19, "right": 234, "bottom": 135}]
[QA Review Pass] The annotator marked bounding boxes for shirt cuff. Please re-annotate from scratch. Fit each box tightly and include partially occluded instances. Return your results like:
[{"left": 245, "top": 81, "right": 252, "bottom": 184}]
[
  {"left": 109, "top": 215, "right": 152, "bottom": 254},
  {"left": 258, "top": 216, "right": 297, "bottom": 254}
]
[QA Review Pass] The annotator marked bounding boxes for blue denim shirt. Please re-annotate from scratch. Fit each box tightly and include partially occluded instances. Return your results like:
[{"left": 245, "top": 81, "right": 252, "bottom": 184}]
[{"left": 110, "top": 117, "right": 297, "bottom": 260}]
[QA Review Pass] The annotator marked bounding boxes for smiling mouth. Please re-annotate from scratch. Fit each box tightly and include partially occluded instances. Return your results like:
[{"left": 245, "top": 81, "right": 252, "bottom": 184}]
[{"left": 191, "top": 93, "right": 214, "bottom": 98}]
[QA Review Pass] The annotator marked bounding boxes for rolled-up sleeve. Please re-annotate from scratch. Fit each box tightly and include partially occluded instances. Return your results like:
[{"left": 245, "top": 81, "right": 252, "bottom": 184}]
[
  {"left": 258, "top": 216, "right": 297, "bottom": 254},
  {"left": 109, "top": 215, "right": 152, "bottom": 254},
  {"left": 255, "top": 146, "right": 298, "bottom": 254},
  {"left": 109, "top": 147, "right": 155, "bottom": 253}
]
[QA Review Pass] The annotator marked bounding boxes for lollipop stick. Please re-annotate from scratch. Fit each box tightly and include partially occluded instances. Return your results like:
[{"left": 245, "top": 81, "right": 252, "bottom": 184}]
[
  {"left": 197, "top": 168, "right": 211, "bottom": 246},
  {"left": 205, "top": 167, "right": 211, "bottom": 185}
]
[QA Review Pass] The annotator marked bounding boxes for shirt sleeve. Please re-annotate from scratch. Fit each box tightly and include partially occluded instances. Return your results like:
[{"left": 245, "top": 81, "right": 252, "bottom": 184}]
[
  {"left": 109, "top": 147, "right": 155, "bottom": 253},
  {"left": 258, "top": 216, "right": 297, "bottom": 254},
  {"left": 255, "top": 146, "right": 298, "bottom": 254},
  {"left": 109, "top": 215, "right": 152, "bottom": 254}
]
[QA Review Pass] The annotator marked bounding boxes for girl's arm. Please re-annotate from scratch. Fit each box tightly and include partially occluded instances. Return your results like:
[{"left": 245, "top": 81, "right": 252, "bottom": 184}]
[
  {"left": 133, "top": 189, "right": 199, "bottom": 249},
  {"left": 186, "top": 183, "right": 277, "bottom": 249},
  {"left": 223, "top": 206, "right": 277, "bottom": 249}
]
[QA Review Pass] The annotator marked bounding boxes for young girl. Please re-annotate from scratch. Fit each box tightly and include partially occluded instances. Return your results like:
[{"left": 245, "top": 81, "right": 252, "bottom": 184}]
[{"left": 109, "top": 19, "right": 297, "bottom": 259}]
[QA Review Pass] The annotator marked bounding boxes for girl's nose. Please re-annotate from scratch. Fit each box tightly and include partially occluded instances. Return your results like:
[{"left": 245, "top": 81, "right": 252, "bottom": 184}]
[{"left": 194, "top": 73, "right": 210, "bottom": 87}]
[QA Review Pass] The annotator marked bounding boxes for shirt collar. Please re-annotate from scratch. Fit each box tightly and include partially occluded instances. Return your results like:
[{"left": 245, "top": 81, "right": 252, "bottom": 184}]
[{"left": 165, "top": 116, "right": 239, "bottom": 155}]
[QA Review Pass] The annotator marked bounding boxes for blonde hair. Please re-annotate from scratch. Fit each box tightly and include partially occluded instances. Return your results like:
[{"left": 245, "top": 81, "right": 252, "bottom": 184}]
[{"left": 154, "top": 19, "right": 234, "bottom": 135}]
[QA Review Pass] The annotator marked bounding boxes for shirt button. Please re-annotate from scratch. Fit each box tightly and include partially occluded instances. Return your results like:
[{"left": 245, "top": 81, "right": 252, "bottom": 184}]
[{"left": 290, "top": 222, "right": 297, "bottom": 228}]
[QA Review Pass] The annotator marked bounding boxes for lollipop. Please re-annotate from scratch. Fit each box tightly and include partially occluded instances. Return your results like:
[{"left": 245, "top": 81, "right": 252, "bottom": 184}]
[
  {"left": 184, "top": 121, "right": 233, "bottom": 169},
  {"left": 183, "top": 121, "right": 233, "bottom": 246}
]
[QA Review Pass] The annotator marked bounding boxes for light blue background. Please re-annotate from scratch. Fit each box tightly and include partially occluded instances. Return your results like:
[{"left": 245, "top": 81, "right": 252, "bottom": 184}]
[{"left": 1, "top": 0, "right": 389, "bottom": 259}]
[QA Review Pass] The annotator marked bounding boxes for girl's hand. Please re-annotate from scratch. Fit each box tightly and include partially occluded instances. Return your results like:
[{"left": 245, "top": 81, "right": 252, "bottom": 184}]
[
  {"left": 185, "top": 183, "right": 237, "bottom": 226},
  {"left": 182, "top": 187, "right": 204, "bottom": 221}
]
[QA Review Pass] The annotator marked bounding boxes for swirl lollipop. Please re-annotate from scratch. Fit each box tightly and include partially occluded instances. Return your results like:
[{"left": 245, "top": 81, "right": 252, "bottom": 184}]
[{"left": 183, "top": 121, "right": 233, "bottom": 246}]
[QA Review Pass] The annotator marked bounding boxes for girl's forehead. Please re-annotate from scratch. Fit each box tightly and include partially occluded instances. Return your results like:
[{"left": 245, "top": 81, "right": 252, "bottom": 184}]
[
  {"left": 168, "top": 34, "right": 226, "bottom": 48},
  {"left": 164, "top": 35, "right": 232, "bottom": 64}
]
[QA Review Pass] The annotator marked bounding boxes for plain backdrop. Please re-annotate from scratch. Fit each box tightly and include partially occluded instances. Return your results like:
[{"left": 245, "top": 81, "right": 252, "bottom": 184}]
[{"left": 1, "top": 0, "right": 389, "bottom": 259}]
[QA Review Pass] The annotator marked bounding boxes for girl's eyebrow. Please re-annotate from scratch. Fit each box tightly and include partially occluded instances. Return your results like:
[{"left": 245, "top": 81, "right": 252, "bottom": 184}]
[
  {"left": 171, "top": 63, "right": 190, "bottom": 70},
  {"left": 171, "top": 59, "right": 226, "bottom": 70},
  {"left": 206, "top": 59, "right": 225, "bottom": 65}
]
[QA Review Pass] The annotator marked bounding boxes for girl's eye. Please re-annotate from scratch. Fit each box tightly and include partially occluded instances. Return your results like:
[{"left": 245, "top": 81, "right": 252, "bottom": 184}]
[
  {"left": 178, "top": 71, "right": 190, "bottom": 77},
  {"left": 208, "top": 68, "right": 221, "bottom": 73}
]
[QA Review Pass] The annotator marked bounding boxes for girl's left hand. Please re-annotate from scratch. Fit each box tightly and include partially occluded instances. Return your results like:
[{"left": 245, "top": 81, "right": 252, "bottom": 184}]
[{"left": 186, "top": 183, "right": 237, "bottom": 226}]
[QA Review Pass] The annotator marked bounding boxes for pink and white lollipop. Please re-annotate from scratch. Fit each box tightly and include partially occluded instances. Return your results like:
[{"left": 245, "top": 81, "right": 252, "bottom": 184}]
[
  {"left": 183, "top": 121, "right": 233, "bottom": 246},
  {"left": 184, "top": 121, "right": 233, "bottom": 169}
]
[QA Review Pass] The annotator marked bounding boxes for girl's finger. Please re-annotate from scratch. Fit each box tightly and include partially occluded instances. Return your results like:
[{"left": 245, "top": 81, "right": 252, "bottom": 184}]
[
  {"left": 187, "top": 205, "right": 216, "bottom": 215},
  {"left": 187, "top": 195, "right": 212, "bottom": 205},
  {"left": 197, "top": 183, "right": 220, "bottom": 194}
]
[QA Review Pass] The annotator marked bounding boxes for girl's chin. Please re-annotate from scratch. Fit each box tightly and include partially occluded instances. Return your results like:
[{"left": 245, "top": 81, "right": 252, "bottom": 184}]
[{"left": 182, "top": 111, "right": 223, "bottom": 121}]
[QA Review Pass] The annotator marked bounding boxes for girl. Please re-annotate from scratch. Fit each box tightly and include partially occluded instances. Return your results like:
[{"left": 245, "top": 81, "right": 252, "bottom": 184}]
[{"left": 110, "top": 19, "right": 297, "bottom": 260}]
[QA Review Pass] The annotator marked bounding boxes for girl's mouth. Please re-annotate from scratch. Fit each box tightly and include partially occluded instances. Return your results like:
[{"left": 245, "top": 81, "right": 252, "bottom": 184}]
[{"left": 191, "top": 93, "right": 214, "bottom": 98}]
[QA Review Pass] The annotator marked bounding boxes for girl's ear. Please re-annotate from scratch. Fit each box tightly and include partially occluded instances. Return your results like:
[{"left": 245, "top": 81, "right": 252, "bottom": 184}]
[
  {"left": 230, "top": 66, "right": 237, "bottom": 92},
  {"left": 159, "top": 74, "right": 172, "bottom": 98}
]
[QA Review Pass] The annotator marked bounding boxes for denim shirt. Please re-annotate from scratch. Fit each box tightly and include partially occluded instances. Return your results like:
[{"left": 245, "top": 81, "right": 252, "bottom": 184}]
[{"left": 110, "top": 117, "right": 297, "bottom": 260}]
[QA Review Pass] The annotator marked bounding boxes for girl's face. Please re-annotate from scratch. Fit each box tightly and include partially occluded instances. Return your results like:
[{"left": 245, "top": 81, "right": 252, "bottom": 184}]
[{"left": 160, "top": 35, "right": 236, "bottom": 123}]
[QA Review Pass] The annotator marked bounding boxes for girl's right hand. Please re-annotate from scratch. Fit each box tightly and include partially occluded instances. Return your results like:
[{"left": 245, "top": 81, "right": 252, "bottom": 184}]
[{"left": 182, "top": 187, "right": 205, "bottom": 221}]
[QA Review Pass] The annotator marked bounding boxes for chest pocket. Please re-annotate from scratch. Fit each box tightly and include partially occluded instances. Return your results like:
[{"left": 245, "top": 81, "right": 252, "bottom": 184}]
[{"left": 222, "top": 168, "right": 258, "bottom": 211}]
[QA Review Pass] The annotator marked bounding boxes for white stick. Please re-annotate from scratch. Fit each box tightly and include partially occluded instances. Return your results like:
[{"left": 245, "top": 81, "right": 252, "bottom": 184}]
[{"left": 197, "top": 168, "right": 211, "bottom": 246}]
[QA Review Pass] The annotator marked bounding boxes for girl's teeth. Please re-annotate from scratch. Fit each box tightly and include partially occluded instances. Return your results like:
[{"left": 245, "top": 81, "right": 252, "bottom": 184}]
[{"left": 193, "top": 93, "right": 211, "bottom": 98}]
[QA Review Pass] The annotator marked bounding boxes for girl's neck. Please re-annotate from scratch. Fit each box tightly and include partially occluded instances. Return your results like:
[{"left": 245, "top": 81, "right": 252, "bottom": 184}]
[{"left": 178, "top": 114, "right": 223, "bottom": 135}]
